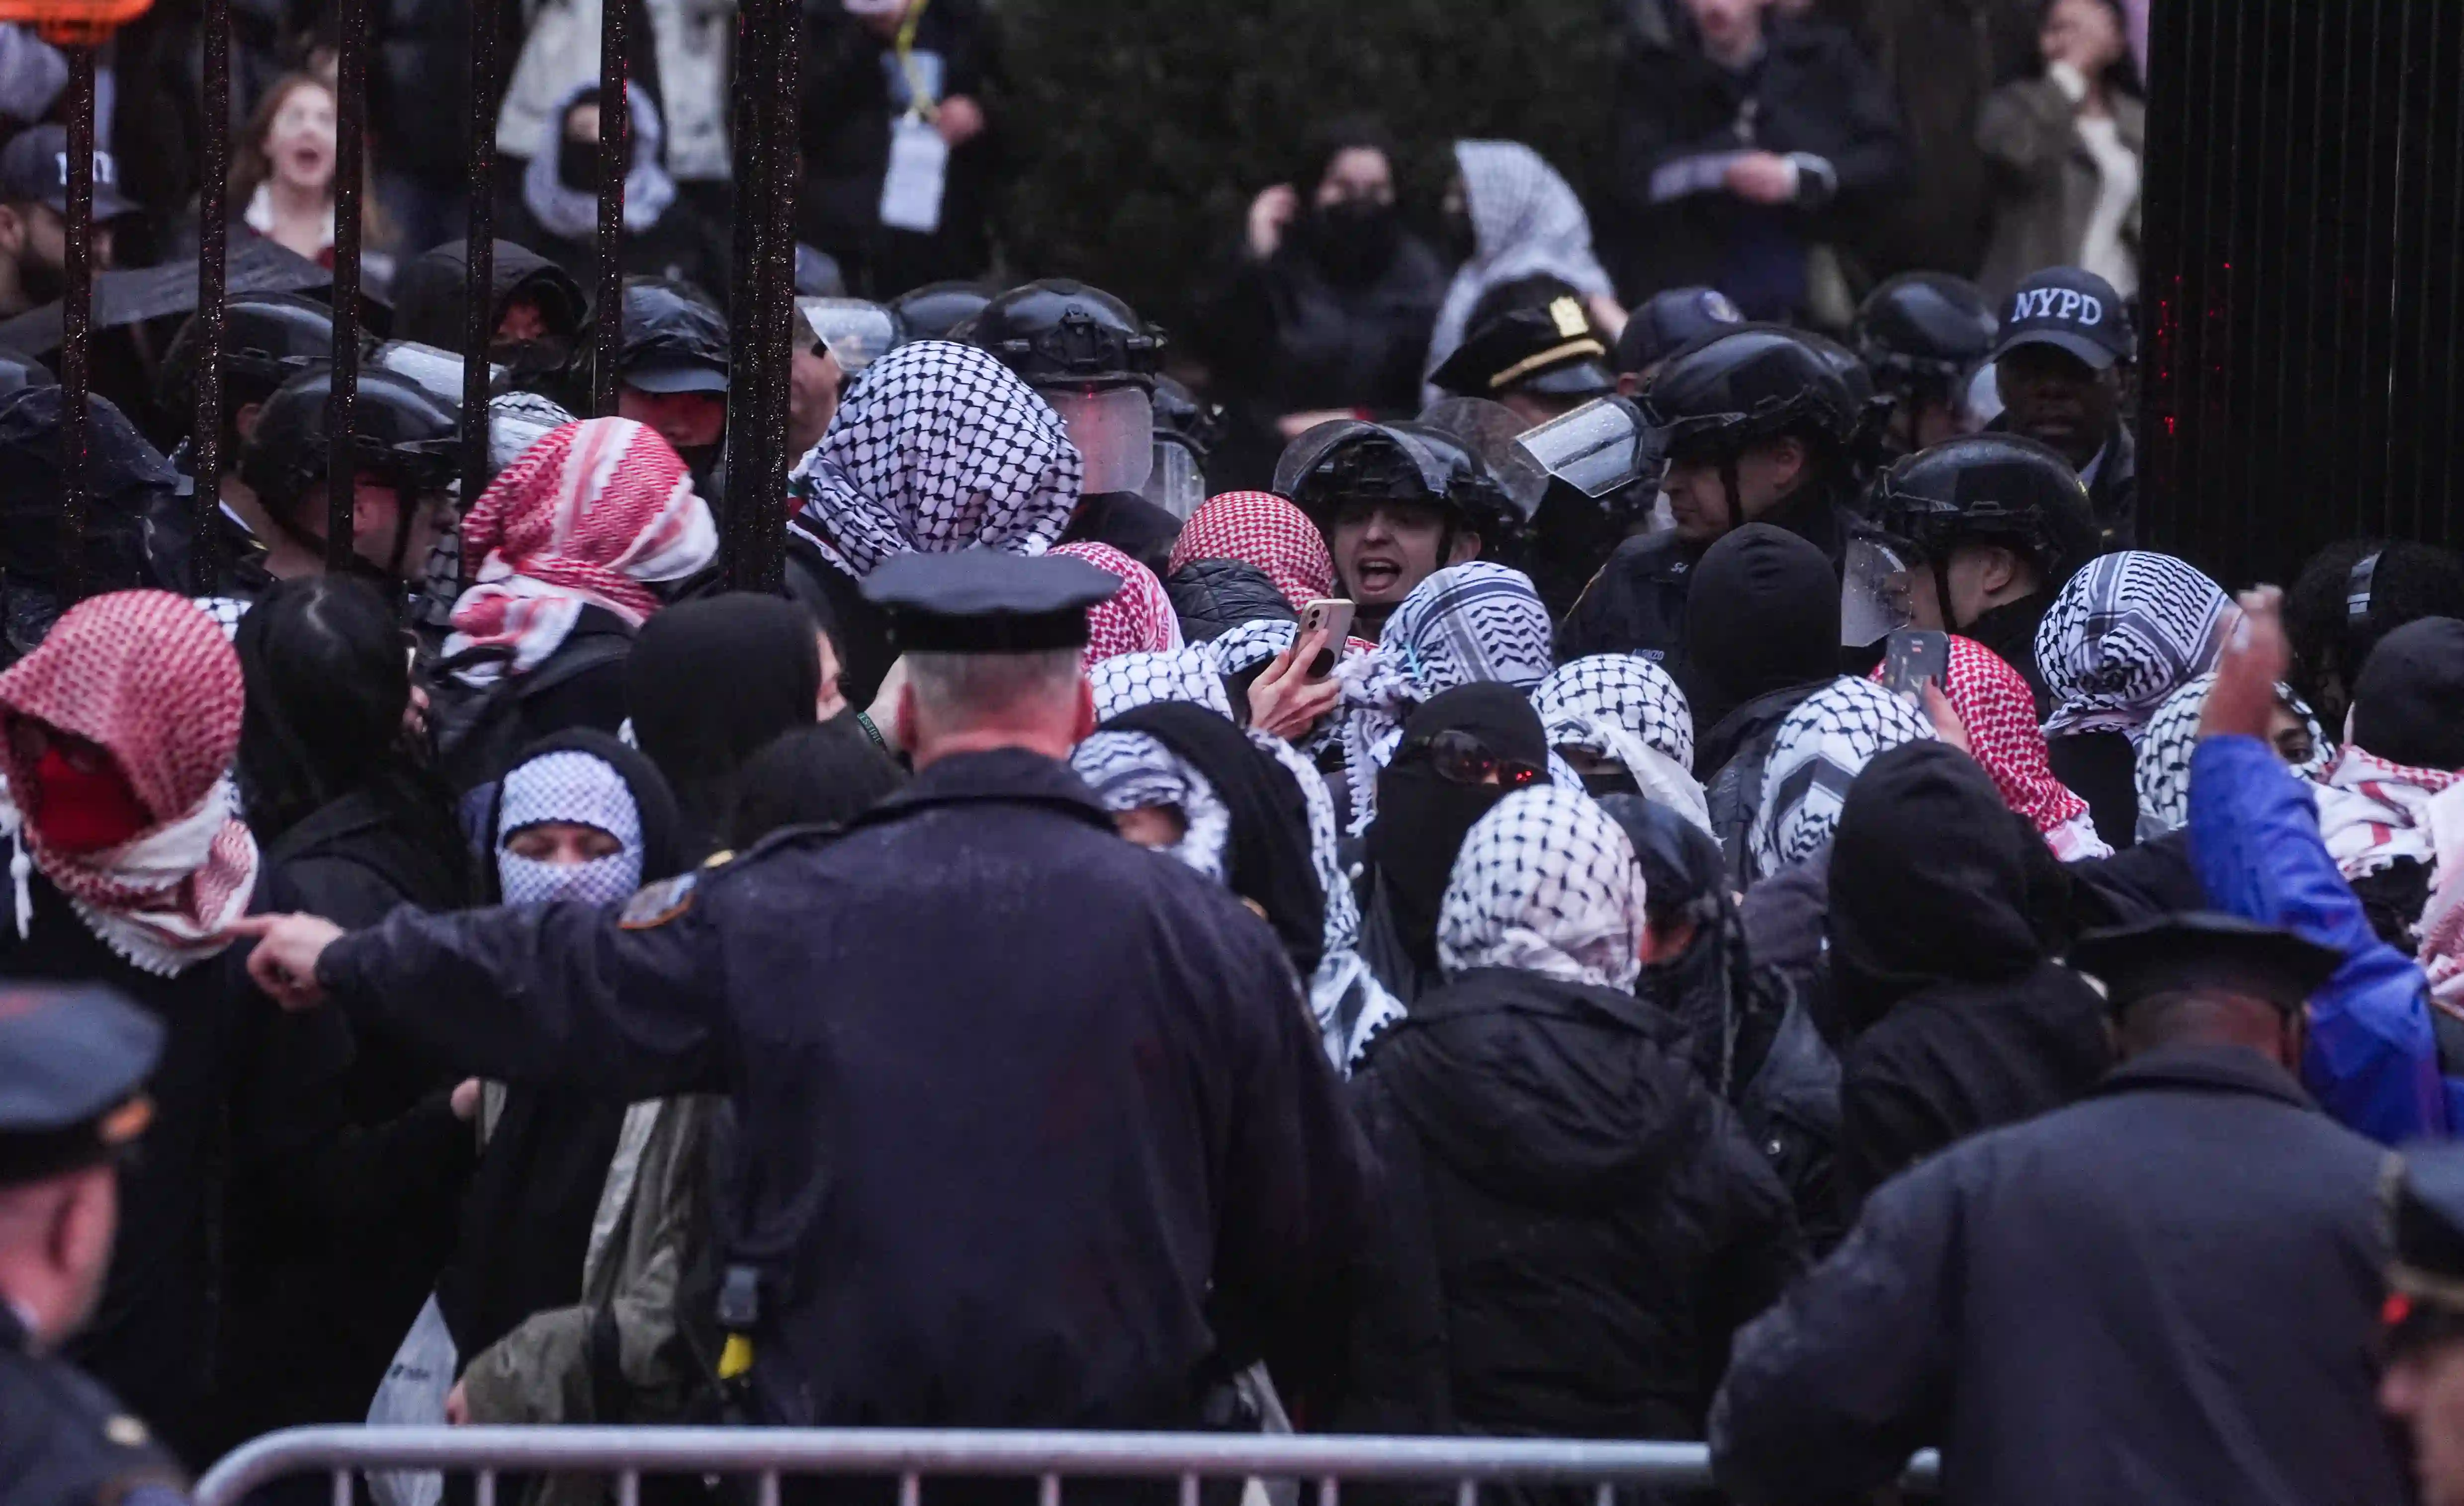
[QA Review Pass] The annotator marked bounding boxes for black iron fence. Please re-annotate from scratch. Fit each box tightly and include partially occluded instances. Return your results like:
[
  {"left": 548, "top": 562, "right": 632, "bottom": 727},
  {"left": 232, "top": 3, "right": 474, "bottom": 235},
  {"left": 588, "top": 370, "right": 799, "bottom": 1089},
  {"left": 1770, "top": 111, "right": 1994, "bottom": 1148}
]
[
  {"left": 2141, "top": 0, "right": 2464, "bottom": 586},
  {"left": 42, "top": 0, "right": 803, "bottom": 598}
]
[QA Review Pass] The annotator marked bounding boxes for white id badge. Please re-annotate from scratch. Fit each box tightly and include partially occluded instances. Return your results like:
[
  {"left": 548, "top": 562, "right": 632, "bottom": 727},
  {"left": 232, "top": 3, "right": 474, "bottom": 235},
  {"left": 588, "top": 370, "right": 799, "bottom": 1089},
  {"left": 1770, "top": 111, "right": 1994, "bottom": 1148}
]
[{"left": 880, "top": 114, "right": 949, "bottom": 234}]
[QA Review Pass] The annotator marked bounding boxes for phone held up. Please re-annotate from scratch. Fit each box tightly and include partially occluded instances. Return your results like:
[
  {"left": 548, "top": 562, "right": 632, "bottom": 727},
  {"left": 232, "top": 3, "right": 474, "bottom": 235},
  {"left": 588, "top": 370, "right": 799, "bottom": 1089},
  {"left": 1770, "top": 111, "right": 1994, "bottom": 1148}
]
[
  {"left": 1882, "top": 628, "right": 1950, "bottom": 701},
  {"left": 1298, "top": 599, "right": 1355, "bottom": 678}
]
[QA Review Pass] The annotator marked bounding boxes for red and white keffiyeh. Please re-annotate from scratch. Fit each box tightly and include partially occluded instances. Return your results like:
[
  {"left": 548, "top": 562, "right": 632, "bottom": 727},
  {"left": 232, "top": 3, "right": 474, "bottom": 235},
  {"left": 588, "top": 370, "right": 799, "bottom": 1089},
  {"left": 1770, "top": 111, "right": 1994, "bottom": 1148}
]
[
  {"left": 2313, "top": 744, "right": 2463, "bottom": 880},
  {"left": 1875, "top": 635, "right": 2108, "bottom": 860},
  {"left": 1166, "top": 491, "right": 1336, "bottom": 611},
  {"left": 448, "top": 418, "right": 717, "bottom": 678},
  {"left": 2415, "top": 783, "right": 2464, "bottom": 1021},
  {"left": 1054, "top": 541, "right": 1184, "bottom": 665},
  {"left": 0, "top": 591, "right": 257, "bottom": 974}
]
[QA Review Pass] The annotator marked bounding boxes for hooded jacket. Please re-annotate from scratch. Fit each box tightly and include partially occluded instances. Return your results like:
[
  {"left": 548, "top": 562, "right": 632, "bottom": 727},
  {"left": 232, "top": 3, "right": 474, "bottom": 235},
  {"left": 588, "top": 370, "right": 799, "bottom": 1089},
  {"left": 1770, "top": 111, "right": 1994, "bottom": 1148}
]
[
  {"left": 390, "top": 239, "right": 589, "bottom": 355},
  {"left": 1828, "top": 743, "right": 2111, "bottom": 1210},
  {"left": 1340, "top": 966, "right": 1802, "bottom": 1465},
  {"left": 1165, "top": 559, "right": 1300, "bottom": 644}
]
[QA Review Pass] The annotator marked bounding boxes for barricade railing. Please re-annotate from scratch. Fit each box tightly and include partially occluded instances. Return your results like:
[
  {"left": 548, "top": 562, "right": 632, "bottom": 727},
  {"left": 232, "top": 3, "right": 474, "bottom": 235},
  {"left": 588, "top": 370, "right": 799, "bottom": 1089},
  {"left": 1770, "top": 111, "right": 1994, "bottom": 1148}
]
[{"left": 195, "top": 1427, "right": 1943, "bottom": 1506}]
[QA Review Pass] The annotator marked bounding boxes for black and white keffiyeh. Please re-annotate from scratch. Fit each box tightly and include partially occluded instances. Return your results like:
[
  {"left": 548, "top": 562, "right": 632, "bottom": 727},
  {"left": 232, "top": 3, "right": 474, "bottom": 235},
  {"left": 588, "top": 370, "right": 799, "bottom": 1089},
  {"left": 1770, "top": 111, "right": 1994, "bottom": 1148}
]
[
  {"left": 2035, "top": 551, "right": 2231, "bottom": 743},
  {"left": 1070, "top": 731, "right": 1233, "bottom": 882},
  {"left": 2134, "top": 669, "right": 2333, "bottom": 838},
  {"left": 1201, "top": 619, "right": 1301, "bottom": 679},
  {"left": 495, "top": 749, "right": 646, "bottom": 906},
  {"left": 1424, "top": 139, "right": 1616, "bottom": 399},
  {"left": 1749, "top": 677, "right": 1936, "bottom": 880},
  {"left": 1332, "top": 563, "right": 1555, "bottom": 833},
  {"left": 1437, "top": 785, "right": 1648, "bottom": 992},
  {"left": 787, "top": 340, "right": 1082, "bottom": 579},
  {"left": 1090, "top": 649, "right": 1235, "bottom": 722},
  {"left": 1255, "top": 725, "right": 1402, "bottom": 1072},
  {"left": 522, "top": 81, "right": 677, "bottom": 242},
  {"left": 1532, "top": 653, "right": 1696, "bottom": 771}
]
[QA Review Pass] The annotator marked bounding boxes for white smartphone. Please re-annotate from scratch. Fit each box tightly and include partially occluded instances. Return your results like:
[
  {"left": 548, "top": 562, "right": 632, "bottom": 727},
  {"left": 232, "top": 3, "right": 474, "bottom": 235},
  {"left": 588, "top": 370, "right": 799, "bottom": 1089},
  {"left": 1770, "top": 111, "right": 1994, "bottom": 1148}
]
[{"left": 1297, "top": 598, "right": 1356, "bottom": 677}]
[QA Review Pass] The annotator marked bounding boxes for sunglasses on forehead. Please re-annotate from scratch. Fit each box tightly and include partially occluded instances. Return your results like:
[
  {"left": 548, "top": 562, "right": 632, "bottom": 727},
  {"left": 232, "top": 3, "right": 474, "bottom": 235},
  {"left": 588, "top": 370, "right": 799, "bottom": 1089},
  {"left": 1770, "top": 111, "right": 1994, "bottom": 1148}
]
[{"left": 1398, "top": 729, "right": 1545, "bottom": 790}]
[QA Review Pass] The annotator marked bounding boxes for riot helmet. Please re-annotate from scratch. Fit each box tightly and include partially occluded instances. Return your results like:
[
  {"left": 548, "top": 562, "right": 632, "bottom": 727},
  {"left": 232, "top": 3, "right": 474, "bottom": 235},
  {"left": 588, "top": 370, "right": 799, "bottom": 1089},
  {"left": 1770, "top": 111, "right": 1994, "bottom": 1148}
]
[
  {"left": 1278, "top": 418, "right": 1522, "bottom": 559},
  {"left": 1855, "top": 273, "right": 1998, "bottom": 454},
  {"left": 1845, "top": 433, "right": 2099, "bottom": 644},
  {"left": 1641, "top": 325, "right": 1860, "bottom": 459},
  {"left": 239, "top": 366, "right": 461, "bottom": 585},
  {"left": 1613, "top": 286, "right": 1743, "bottom": 383},
  {"left": 157, "top": 292, "right": 355, "bottom": 454},
  {"left": 1144, "top": 376, "right": 1221, "bottom": 522},
  {"left": 963, "top": 279, "right": 1166, "bottom": 496},
  {"left": 885, "top": 281, "right": 996, "bottom": 343}
]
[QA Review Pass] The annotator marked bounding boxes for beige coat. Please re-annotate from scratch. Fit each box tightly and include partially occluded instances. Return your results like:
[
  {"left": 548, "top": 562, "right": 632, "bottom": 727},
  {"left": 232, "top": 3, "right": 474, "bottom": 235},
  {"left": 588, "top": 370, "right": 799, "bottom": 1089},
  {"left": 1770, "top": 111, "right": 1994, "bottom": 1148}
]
[{"left": 1976, "top": 77, "right": 2146, "bottom": 302}]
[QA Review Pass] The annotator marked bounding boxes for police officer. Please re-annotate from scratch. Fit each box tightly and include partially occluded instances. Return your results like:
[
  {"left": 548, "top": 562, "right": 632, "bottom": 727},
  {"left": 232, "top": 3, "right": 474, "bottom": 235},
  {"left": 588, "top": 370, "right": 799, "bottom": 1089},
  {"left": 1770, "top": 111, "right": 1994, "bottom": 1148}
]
[
  {"left": 0, "top": 983, "right": 189, "bottom": 1506},
  {"left": 233, "top": 549, "right": 1372, "bottom": 1433},
  {"left": 1855, "top": 272, "right": 2000, "bottom": 459},
  {"left": 1986, "top": 266, "right": 2138, "bottom": 550},
  {"left": 1280, "top": 418, "right": 1524, "bottom": 638},
  {"left": 963, "top": 278, "right": 1180, "bottom": 570},
  {"left": 1714, "top": 911, "right": 2408, "bottom": 1506},
  {"left": 885, "top": 279, "right": 995, "bottom": 344},
  {"left": 2383, "top": 1146, "right": 2464, "bottom": 1506},
  {"left": 237, "top": 366, "right": 462, "bottom": 599},
  {"left": 1556, "top": 325, "right": 1861, "bottom": 664},
  {"left": 1855, "top": 433, "right": 2101, "bottom": 711},
  {"left": 1428, "top": 292, "right": 1618, "bottom": 431},
  {"left": 156, "top": 293, "right": 356, "bottom": 600}
]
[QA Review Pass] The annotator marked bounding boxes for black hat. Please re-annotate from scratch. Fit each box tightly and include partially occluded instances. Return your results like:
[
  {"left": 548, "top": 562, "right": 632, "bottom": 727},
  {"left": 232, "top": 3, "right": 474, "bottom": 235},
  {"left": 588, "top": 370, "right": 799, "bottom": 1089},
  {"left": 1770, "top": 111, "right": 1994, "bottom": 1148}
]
[
  {"left": 1991, "top": 267, "right": 2136, "bottom": 371},
  {"left": 0, "top": 124, "right": 137, "bottom": 221},
  {"left": 1614, "top": 286, "right": 1742, "bottom": 376},
  {"left": 1430, "top": 295, "right": 1616, "bottom": 400},
  {"left": 0, "top": 983, "right": 162, "bottom": 1188},
  {"left": 2070, "top": 912, "right": 2342, "bottom": 1015},
  {"left": 2349, "top": 617, "right": 2464, "bottom": 773},
  {"left": 616, "top": 282, "right": 730, "bottom": 395},
  {"left": 1856, "top": 272, "right": 2000, "bottom": 393},
  {"left": 860, "top": 550, "right": 1121, "bottom": 655},
  {"left": 2389, "top": 1146, "right": 2464, "bottom": 1331}
]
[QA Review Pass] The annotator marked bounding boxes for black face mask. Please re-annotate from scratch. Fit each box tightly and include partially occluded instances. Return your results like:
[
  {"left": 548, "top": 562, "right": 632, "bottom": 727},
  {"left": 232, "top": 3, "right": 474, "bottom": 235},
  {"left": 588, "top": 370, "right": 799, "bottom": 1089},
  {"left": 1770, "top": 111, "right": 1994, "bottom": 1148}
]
[
  {"left": 18, "top": 251, "right": 64, "bottom": 308},
  {"left": 1439, "top": 206, "right": 1478, "bottom": 265},
  {"left": 557, "top": 134, "right": 601, "bottom": 194},
  {"left": 1295, "top": 199, "right": 1401, "bottom": 286},
  {"left": 1581, "top": 767, "right": 1641, "bottom": 800}
]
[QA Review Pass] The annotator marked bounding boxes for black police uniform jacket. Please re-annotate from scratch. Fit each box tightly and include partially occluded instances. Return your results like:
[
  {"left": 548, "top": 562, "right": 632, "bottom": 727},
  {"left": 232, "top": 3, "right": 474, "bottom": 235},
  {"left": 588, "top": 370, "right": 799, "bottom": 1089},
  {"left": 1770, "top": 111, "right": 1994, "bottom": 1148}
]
[
  {"left": 0, "top": 1306, "right": 189, "bottom": 1506},
  {"left": 1709, "top": 1046, "right": 2407, "bottom": 1506},
  {"left": 315, "top": 748, "right": 1377, "bottom": 1427}
]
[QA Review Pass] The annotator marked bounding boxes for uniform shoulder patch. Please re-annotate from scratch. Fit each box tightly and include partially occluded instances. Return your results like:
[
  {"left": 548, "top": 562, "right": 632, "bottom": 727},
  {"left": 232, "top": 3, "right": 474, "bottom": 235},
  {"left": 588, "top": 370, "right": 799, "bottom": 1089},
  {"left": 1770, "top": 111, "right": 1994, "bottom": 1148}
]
[{"left": 618, "top": 872, "right": 698, "bottom": 930}]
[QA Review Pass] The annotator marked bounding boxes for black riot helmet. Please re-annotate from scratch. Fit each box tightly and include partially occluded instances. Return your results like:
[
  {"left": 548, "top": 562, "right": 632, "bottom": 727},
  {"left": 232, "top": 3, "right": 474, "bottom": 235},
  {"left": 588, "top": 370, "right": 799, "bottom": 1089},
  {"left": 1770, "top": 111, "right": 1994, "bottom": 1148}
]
[
  {"left": 959, "top": 279, "right": 1164, "bottom": 392},
  {"left": 885, "top": 281, "right": 996, "bottom": 344},
  {"left": 157, "top": 292, "right": 354, "bottom": 452},
  {"left": 0, "top": 345, "right": 54, "bottom": 397},
  {"left": 239, "top": 366, "right": 460, "bottom": 581},
  {"left": 1641, "top": 325, "right": 1860, "bottom": 462},
  {"left": 1277, "top": 418, "right": 1523, "bottom": 557},
  {"left": 1856, "top": 273, "right": 1999, "bottom": 398},
  {"left": 1868, "top": 433, "right": 2100, "bottom": 581}
]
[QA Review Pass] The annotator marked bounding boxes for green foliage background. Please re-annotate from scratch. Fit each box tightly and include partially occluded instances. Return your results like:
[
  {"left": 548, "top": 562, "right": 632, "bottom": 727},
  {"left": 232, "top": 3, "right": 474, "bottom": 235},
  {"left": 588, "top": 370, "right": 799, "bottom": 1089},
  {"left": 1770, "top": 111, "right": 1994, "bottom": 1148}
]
[{"left": 995, "top": 0, "right": 1622, "bottom": 346}]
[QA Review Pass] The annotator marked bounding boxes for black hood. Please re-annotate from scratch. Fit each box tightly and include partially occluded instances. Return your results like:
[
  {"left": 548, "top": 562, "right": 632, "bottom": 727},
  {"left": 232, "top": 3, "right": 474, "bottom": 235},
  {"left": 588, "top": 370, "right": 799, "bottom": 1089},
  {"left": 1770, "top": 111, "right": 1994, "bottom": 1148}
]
[
  {"left": 1378, "top": 967, "right": 1707, "bottom": 1205},
  {"left": 1681, "top": 522, "right": 1841, "bottom": 740},
  {"left": 1365, "top": 683, "right": 1552, "bottom": 975},
  {"left": 1165, "top": 558, "right": 1298, "bottom": 642},
  {"left": 390, "top": 239, "right": 589, "bottom": 351},
  {"left": 1826, "top": 741, "right": 2046, "bottom": 1034},
  {"left": 2351, "top": 616, "right": 2464, "bottom": 772},
  {"left": 625, "top": 594, "right": 822, "bottom": 860}
]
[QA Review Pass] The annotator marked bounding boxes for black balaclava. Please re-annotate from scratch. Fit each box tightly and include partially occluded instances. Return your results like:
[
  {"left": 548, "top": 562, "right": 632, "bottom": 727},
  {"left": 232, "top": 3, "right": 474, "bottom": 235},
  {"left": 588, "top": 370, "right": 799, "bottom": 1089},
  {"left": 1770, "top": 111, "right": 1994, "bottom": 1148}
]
[
  {"left": 625, "top": 592, "right": 822, "bottom": 857},
  {"left": 1825, "top": 741, "right": 2044, "bottom": 1035},
  {"left": 1293, "top": 199, "right": 1403, "bottom": 287},
  {"left": 1681, "top": 521, "right": 1842, "bottom": 740},
  {"left": 2350, "top": 616, "right": 2464, "bottom": 772},
  {"left": 1364, "top": 681, "right": 1553, "bottom": 973},
  {"left": 1109, "top": 699, "right": 1327, "bottom": 979}
]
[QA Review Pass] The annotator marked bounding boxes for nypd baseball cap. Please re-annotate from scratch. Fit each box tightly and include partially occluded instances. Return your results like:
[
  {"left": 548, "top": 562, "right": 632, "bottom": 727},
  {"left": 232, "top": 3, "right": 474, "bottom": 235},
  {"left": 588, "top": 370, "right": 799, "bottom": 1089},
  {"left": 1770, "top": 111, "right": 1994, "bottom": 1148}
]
[
  {"left": 0, "top": 125, "right": 137, "bottom": 221},
  {"left": 1990, "top": 267, "right": 2135, "bottom": 371}
]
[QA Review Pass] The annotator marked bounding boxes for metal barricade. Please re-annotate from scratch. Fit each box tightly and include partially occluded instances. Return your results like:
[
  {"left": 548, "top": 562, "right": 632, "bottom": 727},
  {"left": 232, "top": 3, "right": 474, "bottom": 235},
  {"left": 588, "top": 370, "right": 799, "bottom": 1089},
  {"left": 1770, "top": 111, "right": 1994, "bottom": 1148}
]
[{"left": 195, "top": 1427, "right": 1943, "bottom": 1506}]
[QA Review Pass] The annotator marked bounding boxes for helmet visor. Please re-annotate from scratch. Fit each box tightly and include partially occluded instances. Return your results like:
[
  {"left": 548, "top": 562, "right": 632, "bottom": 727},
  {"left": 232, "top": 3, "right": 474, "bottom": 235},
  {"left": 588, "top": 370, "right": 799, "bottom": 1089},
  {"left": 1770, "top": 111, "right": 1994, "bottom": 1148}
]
[
  {"left": 1045, "top": 384, "right": 1154, "bottom": 496},
  {"left": 1418, "top": 397, "right": 1548, "bottom": 522},
  {"left": 1140, "top": 437, "right": 1205, "bottom": 522},
  {"left": 1513, "top": 395, "right": 1661, "bottom": 500},
  {"left": 1842, "top": 535, "right": 1919, "bottom": 648}
]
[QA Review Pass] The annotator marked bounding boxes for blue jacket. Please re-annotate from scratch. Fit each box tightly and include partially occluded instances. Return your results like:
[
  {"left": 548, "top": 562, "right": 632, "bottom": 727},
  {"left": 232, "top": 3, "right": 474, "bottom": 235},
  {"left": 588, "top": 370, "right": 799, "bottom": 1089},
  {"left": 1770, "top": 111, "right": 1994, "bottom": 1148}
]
[{"left": 2188, "top": 734, "right": 2452, "bottom": 1142}]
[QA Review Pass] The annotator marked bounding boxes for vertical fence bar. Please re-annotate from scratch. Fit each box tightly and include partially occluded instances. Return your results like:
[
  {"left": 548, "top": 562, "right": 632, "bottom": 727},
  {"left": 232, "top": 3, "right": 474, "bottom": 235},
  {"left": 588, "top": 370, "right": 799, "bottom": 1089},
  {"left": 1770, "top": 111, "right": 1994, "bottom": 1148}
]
[
  {"left": 721, "top": 0, "right": 796, "bottom": 589},
  {"left": 460, "top": 0, "right": 503, "bottom": 499},
  {"left": 57, "top": 45, "right": 93, "bottom": 601},
  {"left": 324, "top": 0, "right": 369, "bottom": 568},
  {"left": 191, "top": 0, "right": 232, "bottom": 591},
  {"left": 590, "top": 0, "right": 629, "bottom": 416}
]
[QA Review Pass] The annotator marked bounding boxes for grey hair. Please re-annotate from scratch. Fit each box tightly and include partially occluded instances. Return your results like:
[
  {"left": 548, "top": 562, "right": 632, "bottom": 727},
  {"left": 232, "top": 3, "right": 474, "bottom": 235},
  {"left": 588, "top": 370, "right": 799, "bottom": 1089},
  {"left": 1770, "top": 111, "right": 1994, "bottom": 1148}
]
[{"left": 905, "top": 648, "right": 1086, "bottom": 725}]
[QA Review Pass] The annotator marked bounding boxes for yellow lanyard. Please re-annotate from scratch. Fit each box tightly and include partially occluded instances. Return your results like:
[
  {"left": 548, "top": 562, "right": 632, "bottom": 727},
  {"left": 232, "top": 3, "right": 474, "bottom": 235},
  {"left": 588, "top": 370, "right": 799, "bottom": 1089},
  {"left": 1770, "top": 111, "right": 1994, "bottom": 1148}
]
[{"left": 892, "top": 0, "right": 938, "bottom": 124}]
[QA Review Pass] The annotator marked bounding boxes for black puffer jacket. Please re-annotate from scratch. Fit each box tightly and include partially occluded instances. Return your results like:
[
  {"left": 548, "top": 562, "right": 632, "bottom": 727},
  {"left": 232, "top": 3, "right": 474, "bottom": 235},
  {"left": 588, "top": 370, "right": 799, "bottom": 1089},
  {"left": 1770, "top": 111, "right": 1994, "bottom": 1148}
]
[
  {"left": 1338, "top": 966, "right": 1803, "bottom": 1476},
  {"left": 1166, "top": 559, "right": 1299, "bottom": 643},
  {"left": 1828, "top": 743, "right": 2111, "bottom": 1212}
]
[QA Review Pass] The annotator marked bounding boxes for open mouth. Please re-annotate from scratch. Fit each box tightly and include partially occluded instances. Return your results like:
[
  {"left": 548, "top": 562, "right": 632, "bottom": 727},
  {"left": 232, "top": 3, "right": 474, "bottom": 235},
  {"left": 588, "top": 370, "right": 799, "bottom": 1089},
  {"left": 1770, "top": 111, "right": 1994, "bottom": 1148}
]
[{"left": 1352, "top": 557, "right": 1403, "bottom": 594}]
